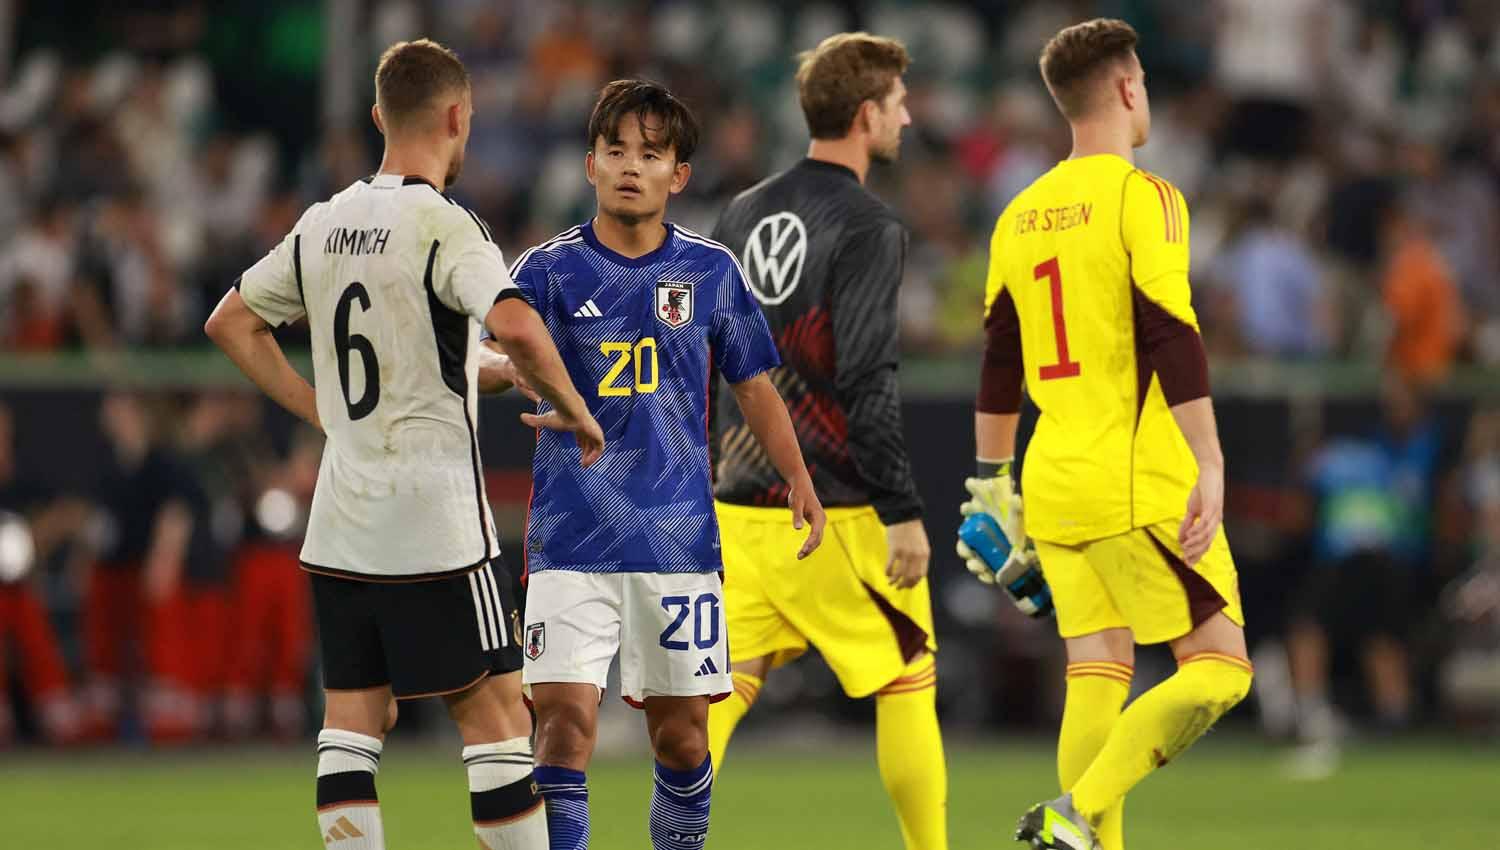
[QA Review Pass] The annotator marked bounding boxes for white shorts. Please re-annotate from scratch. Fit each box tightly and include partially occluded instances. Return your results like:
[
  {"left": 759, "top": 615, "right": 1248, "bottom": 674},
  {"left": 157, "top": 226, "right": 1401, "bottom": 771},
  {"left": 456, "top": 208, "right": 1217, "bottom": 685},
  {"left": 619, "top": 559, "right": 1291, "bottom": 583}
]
[{"left": 521, "top": 570, "right": 731, "bottom": 707}]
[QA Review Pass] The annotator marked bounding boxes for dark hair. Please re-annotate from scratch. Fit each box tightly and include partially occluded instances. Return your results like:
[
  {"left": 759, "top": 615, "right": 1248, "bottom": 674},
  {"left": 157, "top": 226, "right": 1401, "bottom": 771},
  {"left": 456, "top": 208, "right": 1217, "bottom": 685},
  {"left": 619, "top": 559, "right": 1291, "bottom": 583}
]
[
  {"left": 375, "top": 39, "right": 469, "bottom": 131},
  {"left": 795, "top": 32, "right": 910, "bottom": 140},
  {"left": 586, "top": 79, "right": 700, "bottom": 162},
  {"left": 1039, "top": 18, "right": 1139, "bottom": 119}
]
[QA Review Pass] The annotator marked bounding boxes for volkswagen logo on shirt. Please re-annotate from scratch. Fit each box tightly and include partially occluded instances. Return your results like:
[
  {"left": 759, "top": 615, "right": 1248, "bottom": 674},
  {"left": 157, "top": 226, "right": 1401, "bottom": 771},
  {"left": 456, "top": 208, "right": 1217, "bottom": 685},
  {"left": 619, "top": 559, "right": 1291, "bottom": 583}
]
[{"left": 741, "top": 211, "right": 807, "bottom": 306}]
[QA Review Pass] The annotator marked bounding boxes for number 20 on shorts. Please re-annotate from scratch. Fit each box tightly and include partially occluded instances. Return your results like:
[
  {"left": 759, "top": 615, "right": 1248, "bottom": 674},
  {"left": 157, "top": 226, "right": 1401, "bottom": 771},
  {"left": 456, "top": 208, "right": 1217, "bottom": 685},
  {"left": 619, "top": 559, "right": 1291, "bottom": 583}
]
[
  {"left": 659, "top": 593, "right": 720, "bottom": 650},
  {"left": 598, "top": 338, "right": 659, "bottom": 397}
]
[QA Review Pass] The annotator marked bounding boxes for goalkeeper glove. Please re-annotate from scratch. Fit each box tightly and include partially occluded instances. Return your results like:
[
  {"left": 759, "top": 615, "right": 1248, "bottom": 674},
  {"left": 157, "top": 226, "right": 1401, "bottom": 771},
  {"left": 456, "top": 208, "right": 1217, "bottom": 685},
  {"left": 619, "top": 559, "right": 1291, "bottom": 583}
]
[{"left": 956, "top": 459, "right": 1054, "bottom": 618}]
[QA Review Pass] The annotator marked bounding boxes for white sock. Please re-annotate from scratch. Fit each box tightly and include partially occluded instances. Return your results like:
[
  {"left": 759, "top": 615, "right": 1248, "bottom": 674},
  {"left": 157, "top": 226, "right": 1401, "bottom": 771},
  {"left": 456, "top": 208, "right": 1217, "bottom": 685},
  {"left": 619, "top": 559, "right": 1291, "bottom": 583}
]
[
  {"left": 316, "top": 728, "right": 386, "bottom": 849},
  {"left": 464, "top": 737, "right": 548, "bottom": 849}
]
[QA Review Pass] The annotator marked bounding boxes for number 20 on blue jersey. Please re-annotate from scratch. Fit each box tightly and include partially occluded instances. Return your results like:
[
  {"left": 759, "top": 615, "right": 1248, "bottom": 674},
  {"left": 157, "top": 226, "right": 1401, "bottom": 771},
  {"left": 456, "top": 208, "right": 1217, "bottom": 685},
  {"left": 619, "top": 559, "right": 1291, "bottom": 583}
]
[{"left": 598, "top": 337, "right": 658, "bottom": 396}]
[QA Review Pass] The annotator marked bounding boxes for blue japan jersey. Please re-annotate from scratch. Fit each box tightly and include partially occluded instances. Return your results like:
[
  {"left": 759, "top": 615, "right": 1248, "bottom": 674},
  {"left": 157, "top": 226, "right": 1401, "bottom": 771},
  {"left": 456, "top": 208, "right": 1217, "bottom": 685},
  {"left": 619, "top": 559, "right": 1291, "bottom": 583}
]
[{"left": 513, "top": 221, "right": 780, "bottom": 574}]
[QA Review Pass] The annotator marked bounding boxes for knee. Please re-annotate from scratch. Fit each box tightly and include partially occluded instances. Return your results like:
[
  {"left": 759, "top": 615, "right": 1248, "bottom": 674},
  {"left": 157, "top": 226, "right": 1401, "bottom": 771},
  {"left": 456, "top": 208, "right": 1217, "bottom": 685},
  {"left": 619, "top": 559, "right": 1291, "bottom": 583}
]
[
  {"left": 651, "top": 715, "right": 708, "bottom": 770},
  {"left": 535, "top": 700, "right": 595, "bottom": 767},
  {"left": 1189, "top": 658, "right": 1253, "bottom": 714},
  {"left": 384, "top": 697, "right": 399, "bottom": 734}
]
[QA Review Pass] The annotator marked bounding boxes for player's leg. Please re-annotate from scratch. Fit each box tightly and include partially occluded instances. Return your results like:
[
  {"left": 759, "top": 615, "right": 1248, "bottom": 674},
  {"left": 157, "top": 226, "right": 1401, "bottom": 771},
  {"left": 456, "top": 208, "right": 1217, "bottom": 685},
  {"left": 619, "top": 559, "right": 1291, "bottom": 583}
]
[
  {"left": 643, "top": 695, "right": 714, "bottom": 850},
  {"left": 707, "top": 503, "right": 805, "bottom": 773},
  {"left": 623, "top": 571, "right": 728, "bottom": 850},
  {"left": 447, "top": 672, "right": 547, "bottom": 849},
  {"left": 422, "top": 559, "right": 547, "bottom": 850},
  {"left": 319, "top": 686, "right": 393, "bottom": 850},
  {"left": 531, "top": 683, "right": 599, "bottom": 850},
  {"left": 1064, "top": 528, "right": 1252, "bottom": 839},
  {"left": 525, "top": 571, "right": 622, "bottom": 850},
  {"left": 311, "top": 573, "right": 392, "bottom": 850},
  {"left": 874, "top": 648, "right": 947, "bottom": 850},
  {"left": 1020, "top": 537, "right": 1133, "bottom": 850},
  {"left": 1056, "top": 630, "right": 1133, "bottom": 850},
  {"left": 759, "top": 506, "right": 946, "bottom": 850},
  {"left": 707, "top": 655, "right": 770, "bottom": 770}
]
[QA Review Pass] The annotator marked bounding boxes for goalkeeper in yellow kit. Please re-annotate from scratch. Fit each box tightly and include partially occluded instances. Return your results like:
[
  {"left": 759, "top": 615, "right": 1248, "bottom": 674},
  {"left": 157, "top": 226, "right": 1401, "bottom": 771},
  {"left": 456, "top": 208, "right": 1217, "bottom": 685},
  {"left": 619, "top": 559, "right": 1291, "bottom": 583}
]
[{"left": 958, "top": 19, "right": 1252, "bottom": 850}]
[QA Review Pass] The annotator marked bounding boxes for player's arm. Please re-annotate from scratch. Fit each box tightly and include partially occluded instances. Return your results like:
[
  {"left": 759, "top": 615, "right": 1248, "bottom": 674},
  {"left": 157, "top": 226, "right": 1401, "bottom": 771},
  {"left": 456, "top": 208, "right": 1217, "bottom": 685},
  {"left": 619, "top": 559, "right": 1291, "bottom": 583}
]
[
  {"left": 476, "top": 339, "right": 539, "bottom": 401},
  {"left": 829, "top": 216, "right": 929, "bottom": 586},
  {"left": 958, "top": 235, "right": 1050, "bottom": 616},
  {"left": 441, "top": 220, "right": 603, "bottom": 466},
  {"left": 1125, "top": 171, "right": 1222, "bottom": 564},
  {"left": 714, "top": 254, "right": 824, "bottom": 558},
  {"left": 727, "top": 373, "right": 825, "bottom": 559},
  {"left": 483, "top": 297, "right": 602, "bottom": 467},
  {"left": 208, "top": 220, "right": 319, "bottom": 429}
]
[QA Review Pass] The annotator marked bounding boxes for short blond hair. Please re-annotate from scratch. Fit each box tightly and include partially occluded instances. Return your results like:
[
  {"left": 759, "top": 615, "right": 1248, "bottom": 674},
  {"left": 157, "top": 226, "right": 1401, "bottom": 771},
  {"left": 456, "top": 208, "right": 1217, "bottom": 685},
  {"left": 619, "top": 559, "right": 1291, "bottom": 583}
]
[
  {"left": 1039, "top": 19, "right": 1139, "bottom": 119},
  {"left": 795, "top": 32, "right": 910, "bottom": 140},
  {"left": 375, "top": 39, "right": 469, "bottom": 131}
]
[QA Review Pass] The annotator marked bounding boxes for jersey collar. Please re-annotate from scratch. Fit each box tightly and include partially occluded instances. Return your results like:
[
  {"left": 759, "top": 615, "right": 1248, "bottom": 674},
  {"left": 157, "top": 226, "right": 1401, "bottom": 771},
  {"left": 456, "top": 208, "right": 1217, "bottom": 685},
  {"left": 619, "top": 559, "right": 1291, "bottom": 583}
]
[
  {"left": 364, "top": 173, "right": 444, "bottom": 193},
  {"left": 799, "top": 157, "right": 859, "bottom": 183},
  {"left": 581, "top": 219, "right": 677, "bottom": 268}
]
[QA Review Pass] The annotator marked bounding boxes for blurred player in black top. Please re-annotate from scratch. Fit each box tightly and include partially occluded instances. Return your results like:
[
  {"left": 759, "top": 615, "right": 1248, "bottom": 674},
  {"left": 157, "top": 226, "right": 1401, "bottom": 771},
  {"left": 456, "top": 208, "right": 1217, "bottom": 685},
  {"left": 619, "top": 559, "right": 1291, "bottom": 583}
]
[{"left": 707, "top": 33, "right": 947, "bottom": 850}]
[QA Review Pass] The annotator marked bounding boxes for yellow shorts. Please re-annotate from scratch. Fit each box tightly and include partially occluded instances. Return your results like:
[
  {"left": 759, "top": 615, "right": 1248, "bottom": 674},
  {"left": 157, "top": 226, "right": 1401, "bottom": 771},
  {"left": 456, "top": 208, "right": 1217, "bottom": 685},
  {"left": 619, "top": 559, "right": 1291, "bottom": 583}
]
[
  {"left": 715, "top": 502, "right": 936, "bottom": 698},
  {"left": 1034, "top": 519, "right": 1245, "bottom": 645}
]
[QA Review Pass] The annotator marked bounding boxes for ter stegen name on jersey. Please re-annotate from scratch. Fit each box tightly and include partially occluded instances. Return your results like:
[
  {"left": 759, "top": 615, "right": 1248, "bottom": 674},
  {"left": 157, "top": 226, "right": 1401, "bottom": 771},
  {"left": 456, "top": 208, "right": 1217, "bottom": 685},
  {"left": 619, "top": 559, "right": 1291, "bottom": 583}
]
[{"left": 511, "top": 221, "right": 780, "bottom": 575}]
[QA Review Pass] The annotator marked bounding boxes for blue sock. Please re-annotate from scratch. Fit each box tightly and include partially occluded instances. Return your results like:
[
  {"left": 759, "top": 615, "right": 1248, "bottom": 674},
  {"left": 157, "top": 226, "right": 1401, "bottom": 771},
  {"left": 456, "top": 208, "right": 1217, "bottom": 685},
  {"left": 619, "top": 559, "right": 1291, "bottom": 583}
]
[
  {"left": 533, "top": 765, "right": 589, "bottom": 850},
  {"left": 649, "top": 757, "right": 713, "bottom": 849}
]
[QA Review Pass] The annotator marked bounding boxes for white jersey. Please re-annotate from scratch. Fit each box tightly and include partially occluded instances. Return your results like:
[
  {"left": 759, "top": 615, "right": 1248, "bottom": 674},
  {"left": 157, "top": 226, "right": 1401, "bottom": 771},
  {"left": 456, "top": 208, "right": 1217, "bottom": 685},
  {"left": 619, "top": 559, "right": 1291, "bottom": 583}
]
[{"left": 237, "top": 173, "right": 518, "bottom": 579}]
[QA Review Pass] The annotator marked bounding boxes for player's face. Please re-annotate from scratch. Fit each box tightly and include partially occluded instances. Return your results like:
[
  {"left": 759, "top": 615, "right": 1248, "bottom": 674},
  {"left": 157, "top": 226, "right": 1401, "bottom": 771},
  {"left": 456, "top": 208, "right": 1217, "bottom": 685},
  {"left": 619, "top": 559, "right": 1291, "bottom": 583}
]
[
  {"left": 586, "top": 112, "right": 691, "bottom": 225},
  {"left": 445, "top": 90, "right": 474, "bottom": 188},
  {"left": 868, "top": 77, "right": 911, "bottom": 164},
  {"left": 1126, "top": 54, "right": 1150, "bottom": 148}
]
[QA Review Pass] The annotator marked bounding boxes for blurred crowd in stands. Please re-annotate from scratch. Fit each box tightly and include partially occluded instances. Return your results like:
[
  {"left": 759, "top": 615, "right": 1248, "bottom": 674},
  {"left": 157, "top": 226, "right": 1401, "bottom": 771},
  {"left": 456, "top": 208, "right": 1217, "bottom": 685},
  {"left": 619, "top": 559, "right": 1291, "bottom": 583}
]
[
  {"left": 5, "top": 0, "right": 1500, "bottom": 371},
  {"left": 3, "top": 1, "right": 1500, "bottom": 750}
]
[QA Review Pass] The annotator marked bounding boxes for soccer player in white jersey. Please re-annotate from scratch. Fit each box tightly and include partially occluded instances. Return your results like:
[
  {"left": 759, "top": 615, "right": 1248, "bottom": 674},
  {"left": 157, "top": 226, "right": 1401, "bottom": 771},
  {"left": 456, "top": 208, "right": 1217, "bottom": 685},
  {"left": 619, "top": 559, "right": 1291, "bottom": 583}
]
[
  {"left": 479, "top": 80, "right": 826, "bottom": 850},
  {"left": 205, "top": 40, "right": 604, "bottom": 850}
]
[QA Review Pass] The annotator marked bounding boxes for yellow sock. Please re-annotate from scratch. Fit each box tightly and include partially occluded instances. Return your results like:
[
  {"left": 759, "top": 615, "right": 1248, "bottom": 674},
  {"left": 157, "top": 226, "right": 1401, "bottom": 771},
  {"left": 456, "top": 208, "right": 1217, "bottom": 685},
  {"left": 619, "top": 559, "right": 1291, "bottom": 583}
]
[
  {"left": 1058, "top": 662, "right": 1131, "bottom": 850},
  {"left": 875, "top": 655, "right": 947, "bottom": 850},
  {"left": 1070, "top": 653, "right": 1253, "bottom": 827},
  {"left": 707, "top": 671, "right": 761, "bottom": 773}
]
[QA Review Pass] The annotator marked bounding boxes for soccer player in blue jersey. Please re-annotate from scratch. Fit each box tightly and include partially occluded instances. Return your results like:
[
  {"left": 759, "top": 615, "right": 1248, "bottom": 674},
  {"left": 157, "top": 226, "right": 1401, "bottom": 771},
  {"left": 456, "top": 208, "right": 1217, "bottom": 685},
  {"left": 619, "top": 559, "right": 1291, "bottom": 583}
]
[{"left": 481, "top": 80, "right": 826, "bottom": 850}]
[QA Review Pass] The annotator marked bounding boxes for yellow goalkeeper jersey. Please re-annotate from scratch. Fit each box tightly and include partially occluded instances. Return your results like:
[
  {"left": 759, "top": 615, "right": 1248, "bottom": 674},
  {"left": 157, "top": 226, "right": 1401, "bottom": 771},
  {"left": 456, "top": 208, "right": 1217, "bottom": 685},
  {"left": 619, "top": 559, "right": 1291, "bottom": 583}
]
[{"left": 983, "top": 154, "right": 1202, "bottom": 546}]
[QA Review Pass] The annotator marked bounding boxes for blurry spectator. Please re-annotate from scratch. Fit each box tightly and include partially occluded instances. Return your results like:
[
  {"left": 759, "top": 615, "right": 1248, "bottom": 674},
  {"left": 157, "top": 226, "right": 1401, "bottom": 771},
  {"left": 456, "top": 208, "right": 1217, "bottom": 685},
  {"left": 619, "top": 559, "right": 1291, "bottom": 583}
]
[
  {"left": 528, "top": 2, "right": 606, "bottom": 96},
  {"left": 0, "top": 404, "right": 85, "bottom": 745},
  {"left": 1213, "top": 197, "right": 1332, "bottom": 357},
  {"left": 223, "top": 413, "right": 316, "bottom": 741},
  {"left": 1214, "top": 0, "right": 1332, "bottom": 161},
  {"left": 1440, "top": 408, "right": 1500, "bottom": 724},
  {"left": 1286, "top": 378, "right": 1444, "bottom": 770},
  {"left": 83, "top": 393, "right": 199, "bottom": 742},
  {"left": 146, "top": 393, "right": 248, "bottom": 741},
  {"left": 0, "top": 199, "right": 77, "bottom": 350},
  {"left": 1380, "top": 199, "right": 1462, "bottom": 384}
]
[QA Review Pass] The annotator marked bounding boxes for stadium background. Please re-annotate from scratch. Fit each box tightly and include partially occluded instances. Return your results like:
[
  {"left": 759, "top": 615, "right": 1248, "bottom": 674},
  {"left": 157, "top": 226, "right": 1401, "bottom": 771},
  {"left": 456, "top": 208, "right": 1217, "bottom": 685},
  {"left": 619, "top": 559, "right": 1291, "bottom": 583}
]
[{"left": 1, "top": 1, "right": 1497, "bottom": 847}]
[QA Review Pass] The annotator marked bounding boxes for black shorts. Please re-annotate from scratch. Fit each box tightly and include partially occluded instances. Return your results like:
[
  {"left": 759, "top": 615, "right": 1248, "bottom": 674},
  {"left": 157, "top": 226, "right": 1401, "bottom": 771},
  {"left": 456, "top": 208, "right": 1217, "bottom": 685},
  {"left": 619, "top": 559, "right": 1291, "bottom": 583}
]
[
  {"left": 1293, "top": 551, "right": 1414, "bottom": 641},
  {"left": 310, "top": 559, "right": 524, "bottom": 699}
]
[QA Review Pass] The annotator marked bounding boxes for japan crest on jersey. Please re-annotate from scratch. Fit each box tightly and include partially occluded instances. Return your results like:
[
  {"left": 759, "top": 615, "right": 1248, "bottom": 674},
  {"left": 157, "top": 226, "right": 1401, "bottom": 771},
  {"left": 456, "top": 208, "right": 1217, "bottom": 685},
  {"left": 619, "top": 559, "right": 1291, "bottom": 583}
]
[{"left": 656, "top": 280, "right": 693, "bottom": 328}]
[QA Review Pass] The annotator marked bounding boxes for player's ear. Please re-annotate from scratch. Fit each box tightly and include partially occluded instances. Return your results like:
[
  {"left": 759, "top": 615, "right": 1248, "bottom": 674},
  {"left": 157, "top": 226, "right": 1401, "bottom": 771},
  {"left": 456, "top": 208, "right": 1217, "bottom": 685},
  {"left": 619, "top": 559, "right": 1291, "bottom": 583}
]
[
  {"left": 446, "top": 101, "right": 462, "bottom": 138},
  {"left": 371, "top": 104, "right": 385, "bottom": 136},
  {"left": 669, "top": 160, "right": 692, "bottom": 195},
  {"left": 857, "top": 99, "right": 877, "bottom": 136},
  {"left": 1117, "top": 75, "right": 1134, "bottom": 111},
  {"left": 585, "top": 150, "right": 597, "bottom": 187}
]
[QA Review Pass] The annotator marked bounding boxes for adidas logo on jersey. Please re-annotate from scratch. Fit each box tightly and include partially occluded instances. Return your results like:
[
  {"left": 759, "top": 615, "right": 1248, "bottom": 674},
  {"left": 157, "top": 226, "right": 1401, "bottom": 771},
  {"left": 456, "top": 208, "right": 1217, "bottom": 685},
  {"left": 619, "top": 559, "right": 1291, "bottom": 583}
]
[
  {"left": 693, "top": 657, "right": 719, "bottom": 677},
  {"left": 572, "top": 300, "right": 603, "bottom": 318}
]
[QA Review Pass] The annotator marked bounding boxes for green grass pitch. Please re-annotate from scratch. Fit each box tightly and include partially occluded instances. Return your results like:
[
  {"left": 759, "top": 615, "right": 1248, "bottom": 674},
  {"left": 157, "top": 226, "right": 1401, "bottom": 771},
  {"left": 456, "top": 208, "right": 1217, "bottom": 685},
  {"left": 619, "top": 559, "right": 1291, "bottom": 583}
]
[{"left": 2, "top": 735, "right": 1491, "bottom": 848}]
